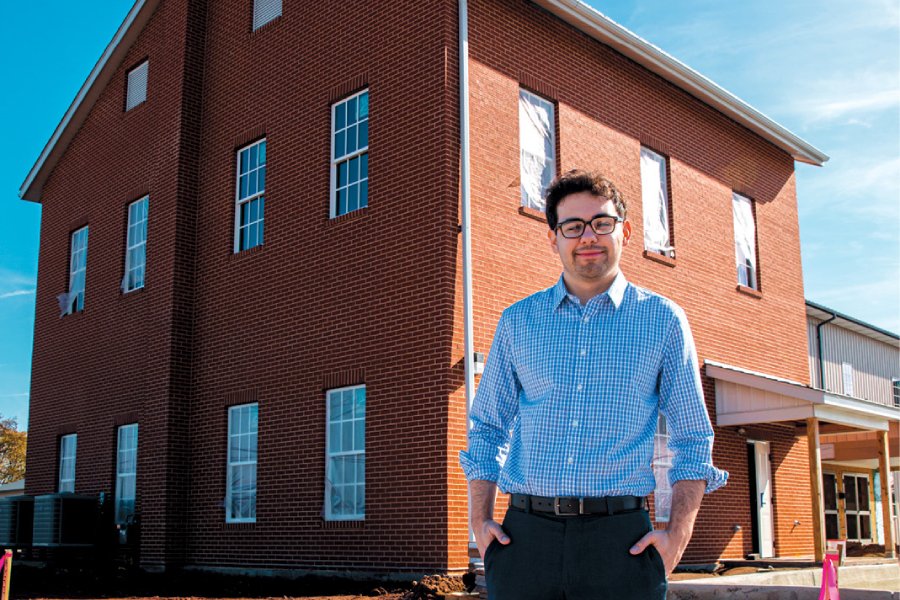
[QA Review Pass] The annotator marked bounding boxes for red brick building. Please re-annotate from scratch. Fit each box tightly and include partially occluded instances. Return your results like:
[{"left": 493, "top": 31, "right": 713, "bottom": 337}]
[{"left": 22, "top": 0, "right": 891, "bottom": 577}]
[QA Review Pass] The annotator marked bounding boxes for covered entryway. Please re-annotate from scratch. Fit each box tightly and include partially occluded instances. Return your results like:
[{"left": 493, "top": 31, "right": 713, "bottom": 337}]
[{"left": 706, "top": 360, "right": 899, "bottom": 561}]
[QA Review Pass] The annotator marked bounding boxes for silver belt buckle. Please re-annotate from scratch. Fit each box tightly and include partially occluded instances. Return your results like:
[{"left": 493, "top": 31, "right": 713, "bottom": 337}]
[{"left": 553, "top": 497, "right": 585, "bottom": 515}]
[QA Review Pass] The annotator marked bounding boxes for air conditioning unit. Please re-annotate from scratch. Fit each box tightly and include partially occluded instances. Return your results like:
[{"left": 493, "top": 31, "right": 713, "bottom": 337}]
[
  {"left": 32, "top": 494, "right": 97, "bottom": 547},
  {"left": 0, "top": 495, "right": 34, "bottom": 547}
]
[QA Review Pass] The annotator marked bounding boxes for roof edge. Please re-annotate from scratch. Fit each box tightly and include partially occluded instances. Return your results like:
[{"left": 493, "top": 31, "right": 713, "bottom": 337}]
[
  {"left": 533, "top": 0, "right": 829, "bottom": 166},
  {"left": 19, "top": 0, "right": 160, "bottom": 203},
  {"left": 806, "top": 299, "right": 899, "bottom": 344}
]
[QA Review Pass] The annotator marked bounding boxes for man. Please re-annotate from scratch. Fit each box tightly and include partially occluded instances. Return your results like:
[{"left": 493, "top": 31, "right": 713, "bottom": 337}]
[{"left": 459, "top": 170, "right": 727, "bottom": 600}]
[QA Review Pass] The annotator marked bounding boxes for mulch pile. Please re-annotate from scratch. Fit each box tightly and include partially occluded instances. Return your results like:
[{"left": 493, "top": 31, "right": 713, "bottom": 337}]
[{"left": 398, "top": 575, "right": 468, "bottom": 599}]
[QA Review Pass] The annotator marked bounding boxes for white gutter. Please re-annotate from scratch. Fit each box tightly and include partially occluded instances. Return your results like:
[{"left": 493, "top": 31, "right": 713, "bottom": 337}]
[
  {"left": 19, "top": 0, "right": 158, "bottom": 202},
  {"left": 459, "top": 0, "right": 476, "bottom": 548},
  {"left": 533, "top": 0, "right": 829, "bottom": 166}
]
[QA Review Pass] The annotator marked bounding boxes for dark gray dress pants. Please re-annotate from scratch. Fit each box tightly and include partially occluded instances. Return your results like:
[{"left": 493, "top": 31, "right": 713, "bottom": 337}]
[{"left": 484, "top": 506, "right": 667, "bottom": 600}]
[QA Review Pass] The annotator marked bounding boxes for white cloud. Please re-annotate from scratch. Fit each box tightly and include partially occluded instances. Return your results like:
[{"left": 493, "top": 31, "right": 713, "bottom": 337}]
[
  {"left": 0, "top": 290, "right": 34, "bottom": 300},
  {"left": 802, "top": 89, "right": 900, "bottom": 124}
]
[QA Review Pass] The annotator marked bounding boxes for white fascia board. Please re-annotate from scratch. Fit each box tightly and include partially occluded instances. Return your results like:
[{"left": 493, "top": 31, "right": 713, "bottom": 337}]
[
  {"left": 821, "top": 392, "right": 900, "bottom": 422},
  {"left": 533, "top": 0, "right": 829, "bottom": 166},
  {"left": 705, "top": 360, "right": 820, "bottom": 402},
  {"left": 19, "top": 0, "right": 160, "bottom": 203}
]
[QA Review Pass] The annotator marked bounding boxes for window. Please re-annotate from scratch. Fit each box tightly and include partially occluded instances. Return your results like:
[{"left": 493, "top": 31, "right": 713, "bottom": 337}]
[
  {"left": 125, "top": 61, "right": 148, "bottom": 111},
  {"left": 331, "top": 90, "right": 369, "bottom": 217},
  {"left": 115, "top": 424, "right": 138, "bottom": 524},
  {"left": 841, "top": 362, "right": 854, "bottom": 396},
  {"left": 519, "top": 89, "right": 556, "bottom": 211},
  {"left": 253, "top": 0, "right": 282, "bottom": 30},
  {"left": 652, "top": 415, "right": 672, "bottom": 522},
  {"left": 732, "top": 192, "right": 757, "bottom": 289},
  {"left": 66, "top": 226, "right": 89, "bottom": 314},
  {"left": 325, "top": 385, "right": 365, "bottom": 520},
  {"left": 640, "top": 147, "right": 673, "bottom": 256},
  {"left": 58, "top": 434, "right": 77, "bottom": 493},
  {"left": 226, "top": 403, "right": 258, "bottom": 522},
  {"left": 234, "top": 139, "right": 266, "bottom": 252},
  {"left": 892, "top": 378, "right": 900, "bottom": 408},
  {"left": 123, "top": 197, "right": 148, "bottom": 292}
]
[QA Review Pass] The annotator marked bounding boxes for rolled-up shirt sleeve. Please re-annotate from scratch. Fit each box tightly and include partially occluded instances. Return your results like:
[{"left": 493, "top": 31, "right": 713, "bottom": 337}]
[
  {"left": 459, "top": 314, "right": 520, "bottom": 482},
  {"left": 659, "top": 307, "right": 728, "bottom": 493}
]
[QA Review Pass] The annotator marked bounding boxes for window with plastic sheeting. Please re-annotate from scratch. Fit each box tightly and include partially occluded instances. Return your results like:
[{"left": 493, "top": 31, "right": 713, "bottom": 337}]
[
  {"left": 235, "top": 139, "right": 266, "bottom": 252},
  {"left": 226, "top": 403, "right": 258, "bottom": 523},
  {"left": 253, "top": 0, "right": 281, "bottom": 30},
  {"left": 325, "top": 385, "right": 365, "bottom": 521},
  {"left": 64, "top": 226, "right": 89, "bottom": 315},
  {"left": 640, "top": 147, "right": 673, "bottom": 256},
  {"left": 125, "top": 61, "right": 148, "bottom": 111},
  {"left": 652, "top": 415, "right": 672, "bottom": 522},
  {"left": 331, "top": 90, "right": 369, "bottom": 217},
  {"left": 123, "top": 197, "right": 148, "bottom": 292},
  {"left": 58, "top": 434, "right": 77, "bottom": 493},
  {"left": 115, "top": 424, "right": 138, "bottom": 524},
  {"left": 519, "top": 89, "right": 555, "bottom": 211},
  {"left": 732, "top": 192, "right": 757, "bottom": 289}
]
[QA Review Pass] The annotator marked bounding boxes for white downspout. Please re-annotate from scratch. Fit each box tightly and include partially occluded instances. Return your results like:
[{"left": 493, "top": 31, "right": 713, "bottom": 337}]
[{"left": 458, "top": 0, "right": 476, "bottom": 549}]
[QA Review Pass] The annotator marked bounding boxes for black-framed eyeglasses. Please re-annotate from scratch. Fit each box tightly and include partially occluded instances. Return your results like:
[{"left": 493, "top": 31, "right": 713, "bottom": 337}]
[{"left": 556, "top": 214, "right": 623, "bottom": 238}]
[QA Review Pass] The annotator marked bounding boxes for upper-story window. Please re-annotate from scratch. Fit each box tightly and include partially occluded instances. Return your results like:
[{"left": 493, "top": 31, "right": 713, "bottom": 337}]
[
  {"left": 325, "top": 385, "right": 365, "bottom": 520},
  {"left": 125, "top": 61, "right": 148, "bottom": 111},
  {"left": 235, "top": 139, "right": 266, "bottom": 252},
  {"left": 66, "top": 226, "right": 89, "bottom": 314},
  {"left": 123, "top": 196, "right": 148, "bottom": 292},
  {"left": 892, "top": 378, "right": 899, "bottom": 408},
  {"left": 640, "top": 147, "right": 673, "bottom": 257},
  {"left": 732, "top": 192, "right": 758, "bottom": 289},
  {"left": 519, "top": 89, "right": 556, "bottom": 211},
  {"left": 331, "top": 90, "right": 369, "bottom": 217},
  {"left": 115, "top": 424, "right": 138, "bottom": 524},
  {"left": 253, "top": 0, "right": 282, "bottom": 30},
  {"left": 841, "top": 362, "right": 854, "bottom": 396},
  {"left": 226, "top": 403, "right": 258, "bottom": 522},
  {"left": 58, "top": 434, "right": 77, "bottom": 493}
]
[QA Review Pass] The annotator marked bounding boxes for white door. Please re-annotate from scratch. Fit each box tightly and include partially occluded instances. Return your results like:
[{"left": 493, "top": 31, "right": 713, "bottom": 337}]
[{"left": 753, "top": 441, "right": 774, "bottom": 557}]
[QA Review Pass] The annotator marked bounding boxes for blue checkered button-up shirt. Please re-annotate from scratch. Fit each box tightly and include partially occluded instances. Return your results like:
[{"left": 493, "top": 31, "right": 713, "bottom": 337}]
[{"left": 460, "top": 274, "right": 727, "bottom": 497}]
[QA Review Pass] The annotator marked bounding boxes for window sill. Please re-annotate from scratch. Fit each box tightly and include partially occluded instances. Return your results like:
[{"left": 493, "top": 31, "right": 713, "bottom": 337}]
[
  {"left": 230, "top": 243, "right": 265, "bottom": 261},
  {"left": 124, "top": 100, "right": 147, "bottom": 115},
  {"left": 736, "top": 285, "right": 762, "bottom": 299},
  {"left": 322, "top": 519, "right": 365, "bottom": 529},
  {"left": 222, "top": 520, "right": 256, "bottom": 530},
  {"left": 327, "top": 206, "right": 369, "bottom": 227},
  {"left": 251, "top": 15, "right": 282, "bottom": 35},
  {"left": 642, "top": 250, "right": 676, "bottom": 268},
  {"left": 518, "top": 206, "right": 546, "bottom": 223}
]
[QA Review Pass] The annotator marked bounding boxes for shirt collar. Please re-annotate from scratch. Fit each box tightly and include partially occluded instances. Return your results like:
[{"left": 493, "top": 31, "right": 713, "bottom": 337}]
[{"left": 551, "top": 271, "right": 629, "bottom": 310}]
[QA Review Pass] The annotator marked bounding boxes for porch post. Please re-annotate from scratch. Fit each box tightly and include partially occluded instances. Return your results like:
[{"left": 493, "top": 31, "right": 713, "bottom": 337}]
[
  {"left": 806, "top": 417, "right": 826, "bottom": 562},
  {"left": 877, "top": 429, "right": 896, "bottom": 558}
]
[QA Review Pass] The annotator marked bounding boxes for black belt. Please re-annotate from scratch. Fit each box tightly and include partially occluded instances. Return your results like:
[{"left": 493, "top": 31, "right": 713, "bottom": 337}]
[{"left": 510, "top": 494, "right": 646, "bottom": 516}]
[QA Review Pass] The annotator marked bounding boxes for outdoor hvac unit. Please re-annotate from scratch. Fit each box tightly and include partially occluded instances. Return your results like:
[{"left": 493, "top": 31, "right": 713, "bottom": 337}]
[
  {"left": 0, "top": 495, "right": 34, "bottom": 547},
  {"left": 32, "top": 494, "right": 97, "bottom": 547}
]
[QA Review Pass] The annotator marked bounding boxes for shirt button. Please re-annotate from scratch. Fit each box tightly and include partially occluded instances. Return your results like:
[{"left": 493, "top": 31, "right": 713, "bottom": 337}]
[
  {"left": 572, "top": 420, "right": 579, "bottom": 427},
  {"left": 576, "top": 384, "right": 583, "bottom": 391},
  {"left": 580, "top": 349, "right": 587, "bottom": 356},
  {"left": 567, "top": 457, "right": 574, "bottom": 464},
  {"left": 583, "top": 316, "right": 590, "bottom": 324}
]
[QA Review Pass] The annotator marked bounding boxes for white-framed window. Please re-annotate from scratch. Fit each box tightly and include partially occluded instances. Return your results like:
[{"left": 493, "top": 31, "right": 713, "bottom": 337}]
[
  {"left": 125, "top": 60, "right": 148, "bottom": 111},
  {"left": 892, "top": 378, "right": 900, "bottom": 408},
  {"left": 234, "top": 139, "right": 266, "bottom": 252},
  {"left": 325, "top": 385, "right": 365, "bottom": 520},
  {"left": 640, "top": 147, "right": 673, "bottom": 256},
  {"left": 519, "top": 89, "right": 556, "bottom": 211},
  {"left": 841, "top": 362, "right": 854, "bottom": 396},
  {"left": 331, "top": 90, "right": 369, "bottom": 217},
  {"left": 58, "top": 434, "right": 77, "bottom": 493},
  {"left": 67, "top": 226, "right": 89, "bottom": 314},
  {"left": 115, "top": 424, "right": 138, "bottom": 524},
  {"left": 732, "top": 192, "right": 757, "bottom": 289},
  {"left": 652, "top": 414, "right": 672, "bottom": 522},
  {"left": 253, "top": 0, "right": 282, "bottom": 30},
  {"left": 226, "top": 403, "right": 258, "bottom": 522},
  {"left": 122, "top": 196, "right": 148, "bottom": 292}
]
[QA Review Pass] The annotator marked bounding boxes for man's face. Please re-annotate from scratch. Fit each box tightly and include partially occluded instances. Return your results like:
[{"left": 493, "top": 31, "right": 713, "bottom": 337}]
[{"left": 547, "top": 191, "right": 631, "bottom": 286}]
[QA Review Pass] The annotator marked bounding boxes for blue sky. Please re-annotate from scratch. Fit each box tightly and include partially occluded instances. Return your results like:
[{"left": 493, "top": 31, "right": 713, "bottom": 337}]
[{"left": 2, "top": 1, "right": 898, "bottom": 429}]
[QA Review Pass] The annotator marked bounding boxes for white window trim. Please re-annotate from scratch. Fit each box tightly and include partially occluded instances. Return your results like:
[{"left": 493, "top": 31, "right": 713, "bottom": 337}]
[
  {"left": 324, "top": 384, "right": 365, "bottom": 521},
  {"left": 58, "top": 434, "right": 77, "bottom": 493},
  {"left": 330, "top": 89, "right": 369, "bottom": 218},
  {"left": 732, "top": 192, "right": 758, "bottom": 289},
  {"left": 225, "top": 403, "right": 258, "bottom": 523},
  {"left": 518, "top": 88, "right": 556, "bottom": 211},
  {"left": 639, "top": 147, "right": 673, "bottom": 256},
  {"left": 67, "top": 226, "right": 89, "bottom": 314},
  {"left": 115, "top": 424, "right": 138, "bottom": 525},
  {"left": 233, "top": 139, "right": 266, "bottom": 253},
  {"left": 123, "top": 196, "right": 149, "bottom": 293},
  {"left": 892, "top": 378, "right": 900, "bottom": 408},
  {"left": 252, "top": 0, "right": 282, "bottom": 31},
  {"left": 125, "top": 60, "right": 148, "bottom": 111},
  {"left": 841, "top": 362, "right": 854, "bottom": 397}
]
